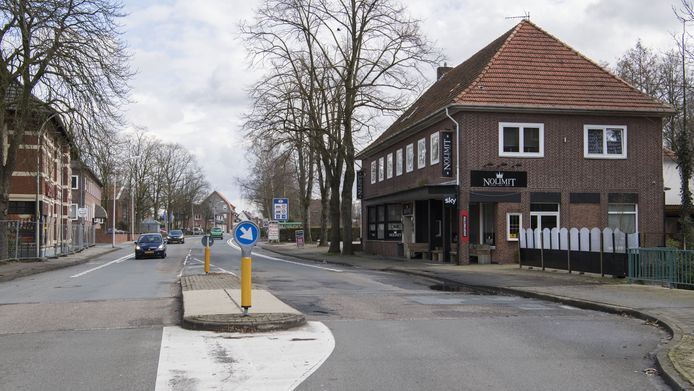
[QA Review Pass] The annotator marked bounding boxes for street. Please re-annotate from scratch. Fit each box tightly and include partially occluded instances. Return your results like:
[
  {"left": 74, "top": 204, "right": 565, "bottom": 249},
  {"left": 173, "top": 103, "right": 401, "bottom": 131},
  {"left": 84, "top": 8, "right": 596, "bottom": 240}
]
[{"left": 0, "top": 237, "right": 672, "bottom": 390}]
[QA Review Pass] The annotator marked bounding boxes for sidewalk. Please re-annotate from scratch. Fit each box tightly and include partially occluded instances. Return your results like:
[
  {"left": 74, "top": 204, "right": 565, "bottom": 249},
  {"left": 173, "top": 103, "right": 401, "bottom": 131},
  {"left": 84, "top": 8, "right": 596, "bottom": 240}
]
[
  {"left": 0, "top": 244, "right": 125, "bottom": 283},
  {"left": 259, "top": 242, "right": 694, "bottom": 391},
  {"left": 180, "top": 273, "right": 306, "bottom": 333}
]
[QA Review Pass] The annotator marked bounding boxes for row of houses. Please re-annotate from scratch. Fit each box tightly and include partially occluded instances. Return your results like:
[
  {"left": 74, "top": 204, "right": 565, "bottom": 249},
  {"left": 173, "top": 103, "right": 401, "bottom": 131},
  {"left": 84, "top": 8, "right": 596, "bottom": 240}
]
[{"left": 357, "top": 20, "right": 676, "bottom": 264}]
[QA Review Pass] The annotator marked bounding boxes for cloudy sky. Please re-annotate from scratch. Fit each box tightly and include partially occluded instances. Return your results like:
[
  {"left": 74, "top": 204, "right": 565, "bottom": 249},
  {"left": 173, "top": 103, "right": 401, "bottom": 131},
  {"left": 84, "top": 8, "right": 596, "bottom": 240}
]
[{"left": 120, "top": 0, "right": 683, "bottom": 212}]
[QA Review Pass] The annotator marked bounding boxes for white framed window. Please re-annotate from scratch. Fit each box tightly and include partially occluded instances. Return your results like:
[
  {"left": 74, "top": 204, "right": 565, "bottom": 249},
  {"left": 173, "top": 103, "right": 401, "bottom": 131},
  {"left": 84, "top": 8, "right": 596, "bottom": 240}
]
[
  {"left": 530, "top": 203, "right": 559, "bottom": 231},
  {"left": 69, "top": 203, "right": 78, "bottom": 220},
  {"left": 406, "top": 144, "right": 414, "bottom": 173},
  {"left": 378, "top": 156, "right": 385, "bottom": 182},
  {"left": 71, "top": 175, "right": 78, "bottom": 190},
  {"left": 499, "top": 122, "right": 544, "bottom": 158},
  {"left": 608, "top": 203, "right": 637, "bottom": 233},
  {"left": 506, "top": 212, "right": 522, "bottom": 241},
  {"left": 370, "top": 160, "right": 377, "bottom": 184},
  {"left": 386, "top": 152, "right": 393, "bottom": 179},
  {"left": 396, "top": 148, "right": 403, "bottom": 176},
  {"left": 584, "top": 125, "right": 627, "bottom": 159},
  {"left": 417, "top": 138, "right": 426, "bottom": 169},
  {"left": 430, "top": 132, "right": 440, "bottom": 165}
]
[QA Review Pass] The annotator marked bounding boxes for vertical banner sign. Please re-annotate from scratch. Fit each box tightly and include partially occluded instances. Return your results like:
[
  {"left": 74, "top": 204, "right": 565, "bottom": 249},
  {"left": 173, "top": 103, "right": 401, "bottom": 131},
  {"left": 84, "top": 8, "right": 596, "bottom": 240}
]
[
  {"left": 441, "top": 132, "right": 453, "bottom": 177},
  {"left": 268, "top": 221, "right": 280, "bottom": 241},
  {"left": 295, "top": 230, "right": 305, "bottom": 248},
  {"left": 272, "top": 198, "right": 289, "bottom": 221},
  {"left": 460, "top": 210, "right": 469, "bottom": 243},
  {"left": 356, "top": 170, "right": 364, "bottom": 199}
]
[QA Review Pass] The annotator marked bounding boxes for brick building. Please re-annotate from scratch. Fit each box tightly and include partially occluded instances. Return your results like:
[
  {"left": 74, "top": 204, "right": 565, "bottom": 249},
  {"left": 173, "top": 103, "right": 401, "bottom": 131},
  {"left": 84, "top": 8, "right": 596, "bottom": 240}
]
[
  {"left": 190, "top": 191, "right": 236, "bottom": 233},
  {"left": 69, "top": 159, "right": 107, "bottom": 227},
  {"left": 6, "top": 110, "right": 74, "bottom": 257},
  {"left": 357, "top": 20, "right": 673, "bottom": 264}
]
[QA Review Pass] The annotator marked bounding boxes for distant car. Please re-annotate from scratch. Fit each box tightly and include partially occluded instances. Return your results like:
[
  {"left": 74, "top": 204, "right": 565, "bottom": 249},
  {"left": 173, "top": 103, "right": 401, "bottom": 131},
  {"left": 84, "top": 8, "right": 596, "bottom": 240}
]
[
  {"left": 135, "top": 233, "right": 167, "bottom": 259},
  {"left": 167, "top": 229, "right": 185, "bottom": 244},
  {"left": 210, "top": 227, "right": 224, "bottom": 240},
  {"left": 106, "top": 228, "right": 126, "bottom": 234},
  {"left": 192, "top": 227, "right": 203, "bottom": 235}
]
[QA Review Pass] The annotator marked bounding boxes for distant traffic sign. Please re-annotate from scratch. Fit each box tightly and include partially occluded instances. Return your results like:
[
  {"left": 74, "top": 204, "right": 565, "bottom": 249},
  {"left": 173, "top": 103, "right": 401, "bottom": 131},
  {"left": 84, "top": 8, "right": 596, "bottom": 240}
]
[
  {"left": 201, "top": 235, "right": 214, "bottom": 247},
  {"left": 234, "top": 221, "right": 259, "bottom": 249},
  {"left": 77, "top": 208, "right": 88, "bottom": 218},
  {"left": 272, "top": 198, "right": 289, "bottom": 221}
]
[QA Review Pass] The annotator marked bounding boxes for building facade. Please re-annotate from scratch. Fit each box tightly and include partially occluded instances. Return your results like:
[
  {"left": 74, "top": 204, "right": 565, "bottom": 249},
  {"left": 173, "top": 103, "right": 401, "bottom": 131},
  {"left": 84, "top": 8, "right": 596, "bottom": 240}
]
[
  {"left": 70, "top": 159, "right": 107, "bottom": 228},
  {"left": 191, "top": 191, "right": 236, "bottom": 233},
  {"left": 6, "top": 113, "right": 74, "bottom": 257},
  {"left": 357, "top": 21, "right": 672, "bottom": 264}
]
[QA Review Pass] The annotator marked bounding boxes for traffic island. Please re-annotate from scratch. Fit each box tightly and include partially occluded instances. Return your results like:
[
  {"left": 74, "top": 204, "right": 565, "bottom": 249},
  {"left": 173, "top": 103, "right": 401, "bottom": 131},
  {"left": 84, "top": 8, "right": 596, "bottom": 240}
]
[{"left": 180, "top": 273, "right": 306, "bottom": 333}]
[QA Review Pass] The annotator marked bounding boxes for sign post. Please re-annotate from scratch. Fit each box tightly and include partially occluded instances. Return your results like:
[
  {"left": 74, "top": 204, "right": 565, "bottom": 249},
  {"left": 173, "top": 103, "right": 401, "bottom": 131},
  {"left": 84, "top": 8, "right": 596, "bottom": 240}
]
[
  {"left": 295, "top": 230, "right": 304, "bottom": 248},
  {"left": 201, "top": 235, "right": 214, "bottom": 273},
  {"left": 268, "top": 221, "right": 279, "bottom": 242},
  {"left": 272, "top": 198, "right": 289, "bottom": 221},
  {"left": 233, "top": 221, "right": 259, "bottom": 316}
]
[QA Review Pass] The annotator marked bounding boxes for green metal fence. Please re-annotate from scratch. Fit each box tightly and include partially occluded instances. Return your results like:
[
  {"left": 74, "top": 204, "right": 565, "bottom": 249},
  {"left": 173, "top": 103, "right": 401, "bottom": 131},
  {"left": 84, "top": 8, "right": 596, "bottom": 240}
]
[{"left": 628, "top": 248, "right": 694, "bottom": 289}]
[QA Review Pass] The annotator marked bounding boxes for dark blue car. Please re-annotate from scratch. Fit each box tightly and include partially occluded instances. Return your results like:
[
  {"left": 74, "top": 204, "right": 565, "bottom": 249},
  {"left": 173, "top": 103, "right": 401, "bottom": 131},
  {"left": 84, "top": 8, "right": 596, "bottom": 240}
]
[
  {"left": 167, "top": 229, "right": 185, "bottom": 244},
  {"left": 135, "top": 233, "right": 167, "bottom": 259}
]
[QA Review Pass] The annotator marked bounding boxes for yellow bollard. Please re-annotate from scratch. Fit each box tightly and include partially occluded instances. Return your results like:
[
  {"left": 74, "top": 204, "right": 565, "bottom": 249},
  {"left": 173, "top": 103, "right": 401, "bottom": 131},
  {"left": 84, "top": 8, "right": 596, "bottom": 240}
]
[
  {"left": 241, "top": 256, "right": 252, "bottom": 313},
  {"left": 204, "top": 246, "right": 211, "bottom": 273}
]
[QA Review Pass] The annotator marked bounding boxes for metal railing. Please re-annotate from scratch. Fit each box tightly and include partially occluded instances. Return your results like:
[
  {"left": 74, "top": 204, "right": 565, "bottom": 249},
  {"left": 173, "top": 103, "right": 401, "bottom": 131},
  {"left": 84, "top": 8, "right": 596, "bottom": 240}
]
[
  {"left": 628, "top": 248, "right": 694, "bottom": 289},
  {"left": 0, "top": 220, "right": 96, "bottom": 262}
]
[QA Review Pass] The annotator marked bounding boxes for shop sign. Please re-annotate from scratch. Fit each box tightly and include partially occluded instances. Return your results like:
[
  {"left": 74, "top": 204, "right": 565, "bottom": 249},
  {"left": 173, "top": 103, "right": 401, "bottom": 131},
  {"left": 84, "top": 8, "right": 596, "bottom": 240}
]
[
  {"left": 471, "top": 170, "right": 527, "bottom": 188},
  {"left": 444, "top": 195, "right": 457, "bottom": 206},
  {"left": 387, "top": 223, "right": 403, "bottom": 240},
  {"left": 441, "top": 132, "right": 453, "bottom": 177},
  {"left": 356, "top": 170, "right": 364, "bottom": 199},
  {"left": 295, "top": 230, "right": 305, "bottom": 248},
  {"left": 460, "top": 210, "right": 469, "bottom": 243}
]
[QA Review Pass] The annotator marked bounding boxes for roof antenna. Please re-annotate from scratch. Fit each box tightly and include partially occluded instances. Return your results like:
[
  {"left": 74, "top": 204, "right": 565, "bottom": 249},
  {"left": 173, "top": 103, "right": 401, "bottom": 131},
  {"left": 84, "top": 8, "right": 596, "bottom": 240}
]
[{"left": 505, "top": 11, "right": 530, "bottom": 21}]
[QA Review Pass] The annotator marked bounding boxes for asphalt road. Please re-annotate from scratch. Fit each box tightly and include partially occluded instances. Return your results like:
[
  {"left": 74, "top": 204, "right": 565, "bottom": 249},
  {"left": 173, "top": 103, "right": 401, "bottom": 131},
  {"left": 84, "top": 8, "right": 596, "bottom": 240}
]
[{"left": 0, "top": 235, "right": 674, "bottom": 390}]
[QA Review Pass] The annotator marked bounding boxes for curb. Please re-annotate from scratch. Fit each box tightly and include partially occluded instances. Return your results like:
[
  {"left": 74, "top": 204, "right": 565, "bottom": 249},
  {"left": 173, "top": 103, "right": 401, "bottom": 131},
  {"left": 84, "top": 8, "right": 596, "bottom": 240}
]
[
  {"left": 182, "top": 313, "right": 307, "bottom": 333},
  {"left": 257, "top": 246, "right": 693, "bottom": 391},
  {"left": 0, "top": 246, "right": 121, "bottom": 283}
]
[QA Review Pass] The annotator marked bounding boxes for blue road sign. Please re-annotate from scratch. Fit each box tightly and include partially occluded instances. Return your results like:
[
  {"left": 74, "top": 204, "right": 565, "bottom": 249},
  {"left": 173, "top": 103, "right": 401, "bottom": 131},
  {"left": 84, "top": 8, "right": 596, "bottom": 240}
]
[
  {"left": 201, "top": 235, "right": 214, "bottom": 247},
  {"left": 234, "top": 221, "right": 259, "bottom": 248},
  {"left": 272, "top": 198, "right": 289, "bottom": 221}
]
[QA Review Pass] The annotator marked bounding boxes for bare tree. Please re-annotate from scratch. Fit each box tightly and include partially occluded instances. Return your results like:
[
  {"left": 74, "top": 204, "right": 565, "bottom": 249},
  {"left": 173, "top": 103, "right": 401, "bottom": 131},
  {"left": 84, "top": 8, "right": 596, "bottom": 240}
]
[
  {"left": 0, "top": 0, "right": 131, "bottom": 222},
  {"left": 243, "top": 0, "right": 441, "bottom": 254}
]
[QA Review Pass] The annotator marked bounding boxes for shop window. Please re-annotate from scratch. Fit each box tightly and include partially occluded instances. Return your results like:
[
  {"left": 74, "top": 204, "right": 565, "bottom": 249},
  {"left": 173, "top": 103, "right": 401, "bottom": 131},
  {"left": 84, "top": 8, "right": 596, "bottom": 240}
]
[
  {"left": 378, "top": 157, "right": 384, "bottom": 182},
  {"left": 608, "top": 203, "right": 637, "bottom": 233},
  {"left": 386, "top": 152, "right": 393, "bottom": 179},
  {"left": 370, "top": 160, "right": 377, "bottom": 184},
  {"left": 396, "top": 148, "right": 403, "bottom": 176},
  {"left": 386, "top": 204, "right": 403, "bottom": 240},
  {"left": 498, "top": 122, "right": 544, "bottom": 157},
  {"left": 367, "top": 204, "right": 402, "bottom": 241},
  {"left": 368, "top": 207, "right": 377, "bottom": 240},
  {"left": 406, "top": 143, "right": 414, "bottom": 172},
  {"left": 480, "top": 203, "right": 497, "bottom": 245},
  {"left": 417, "top": 138, "right": 426, "bottom": 169},
  {"left": 584, "top": 125, "right": 626, "bottom": 159},
  {"left": 506, "top": 213, "right": 522, "bottom": 241},
  {"left": 430, "top": 132, "right": 439, "bottom": 165}
]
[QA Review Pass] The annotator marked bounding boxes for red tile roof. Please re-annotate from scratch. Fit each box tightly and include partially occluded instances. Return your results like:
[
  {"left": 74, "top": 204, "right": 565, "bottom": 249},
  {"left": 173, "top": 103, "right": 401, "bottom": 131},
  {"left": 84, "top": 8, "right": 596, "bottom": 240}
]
[{"left": 360, "top": 20, "right": 673, "bottom": 157}]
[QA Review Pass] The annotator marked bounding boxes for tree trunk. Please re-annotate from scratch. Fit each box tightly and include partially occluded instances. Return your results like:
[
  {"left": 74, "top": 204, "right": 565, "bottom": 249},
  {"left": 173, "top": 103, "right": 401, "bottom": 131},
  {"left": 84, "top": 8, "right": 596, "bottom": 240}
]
[
  {"left": 340, "top": 153, "right": 355, "bottom": 255},
  {"left": 328, "top": 175, "right": 341, "bottom": 253}
]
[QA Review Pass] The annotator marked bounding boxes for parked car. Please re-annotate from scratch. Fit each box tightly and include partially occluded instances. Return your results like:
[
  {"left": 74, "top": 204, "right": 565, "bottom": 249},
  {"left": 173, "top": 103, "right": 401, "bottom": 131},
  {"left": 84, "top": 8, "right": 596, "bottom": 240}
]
[
  {"left": 135, "top": 233, "right": 167, "bottom": 259},
  {"left": 167, "top": 230, "right": 185, "bottom": 244},
  {"left": 210, "top": 227, "right": 224, "bottom": 240},
  {"left": 192, "top": 227, "right": 203, "bottom": 235}
]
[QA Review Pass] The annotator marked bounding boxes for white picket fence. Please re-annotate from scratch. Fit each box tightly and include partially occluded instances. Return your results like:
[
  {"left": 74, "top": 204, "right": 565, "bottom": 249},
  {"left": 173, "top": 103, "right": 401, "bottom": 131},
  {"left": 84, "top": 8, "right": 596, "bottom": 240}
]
[{"left": 519, "top": 227, "right": 639, "bottom": 253}]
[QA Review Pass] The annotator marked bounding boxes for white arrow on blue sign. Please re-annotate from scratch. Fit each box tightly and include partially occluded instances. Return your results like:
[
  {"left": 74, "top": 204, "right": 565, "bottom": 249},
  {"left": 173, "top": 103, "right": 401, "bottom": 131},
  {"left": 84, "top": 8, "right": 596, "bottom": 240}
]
[{"left": 234, "top": 221, "right": 259, "bottom": 248}]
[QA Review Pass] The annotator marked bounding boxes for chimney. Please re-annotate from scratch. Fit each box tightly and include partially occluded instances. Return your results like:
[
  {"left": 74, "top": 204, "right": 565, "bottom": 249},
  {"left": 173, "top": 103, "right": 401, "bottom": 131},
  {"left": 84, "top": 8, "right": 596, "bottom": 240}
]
[{"left": 437, "top": 62, "right": 452, "bottom": 80}]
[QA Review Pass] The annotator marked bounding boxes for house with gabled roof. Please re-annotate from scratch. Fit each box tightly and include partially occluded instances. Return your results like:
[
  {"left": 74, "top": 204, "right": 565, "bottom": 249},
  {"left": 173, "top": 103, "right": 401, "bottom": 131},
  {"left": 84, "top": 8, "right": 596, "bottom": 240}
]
[{"left": 356, "top": 20, "right": 673, "bottom": 264}]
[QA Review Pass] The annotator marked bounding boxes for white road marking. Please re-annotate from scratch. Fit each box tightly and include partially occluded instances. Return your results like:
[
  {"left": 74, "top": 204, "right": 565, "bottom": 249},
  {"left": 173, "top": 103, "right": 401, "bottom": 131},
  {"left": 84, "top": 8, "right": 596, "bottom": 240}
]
[
  {"left": 227, "top": 240, "right": 343, "bottom": 273},
  {"left": 70, "top": 253, "right": 133, "bottom": 278},
  {"left": 560, "top": 305, "right": 579, "bottom": 310},
  {"left": 177, "top": 250, "right": 192, "bottom": 278},
  {"left": 155, "top": 322, "right": 335, "bottom": 391},
  {"left": 190, "top": 257, "right": 237, "bottom": 276}
]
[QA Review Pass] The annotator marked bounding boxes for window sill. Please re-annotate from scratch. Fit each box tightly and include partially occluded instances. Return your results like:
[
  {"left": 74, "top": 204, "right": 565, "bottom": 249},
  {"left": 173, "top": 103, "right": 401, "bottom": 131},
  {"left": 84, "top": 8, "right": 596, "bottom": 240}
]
[
  {"left": 584, "top": 154, "right": 627, "bottom": 160},
  {"left": 499, "top": 152, "right": 544, "bottom": 158}
]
